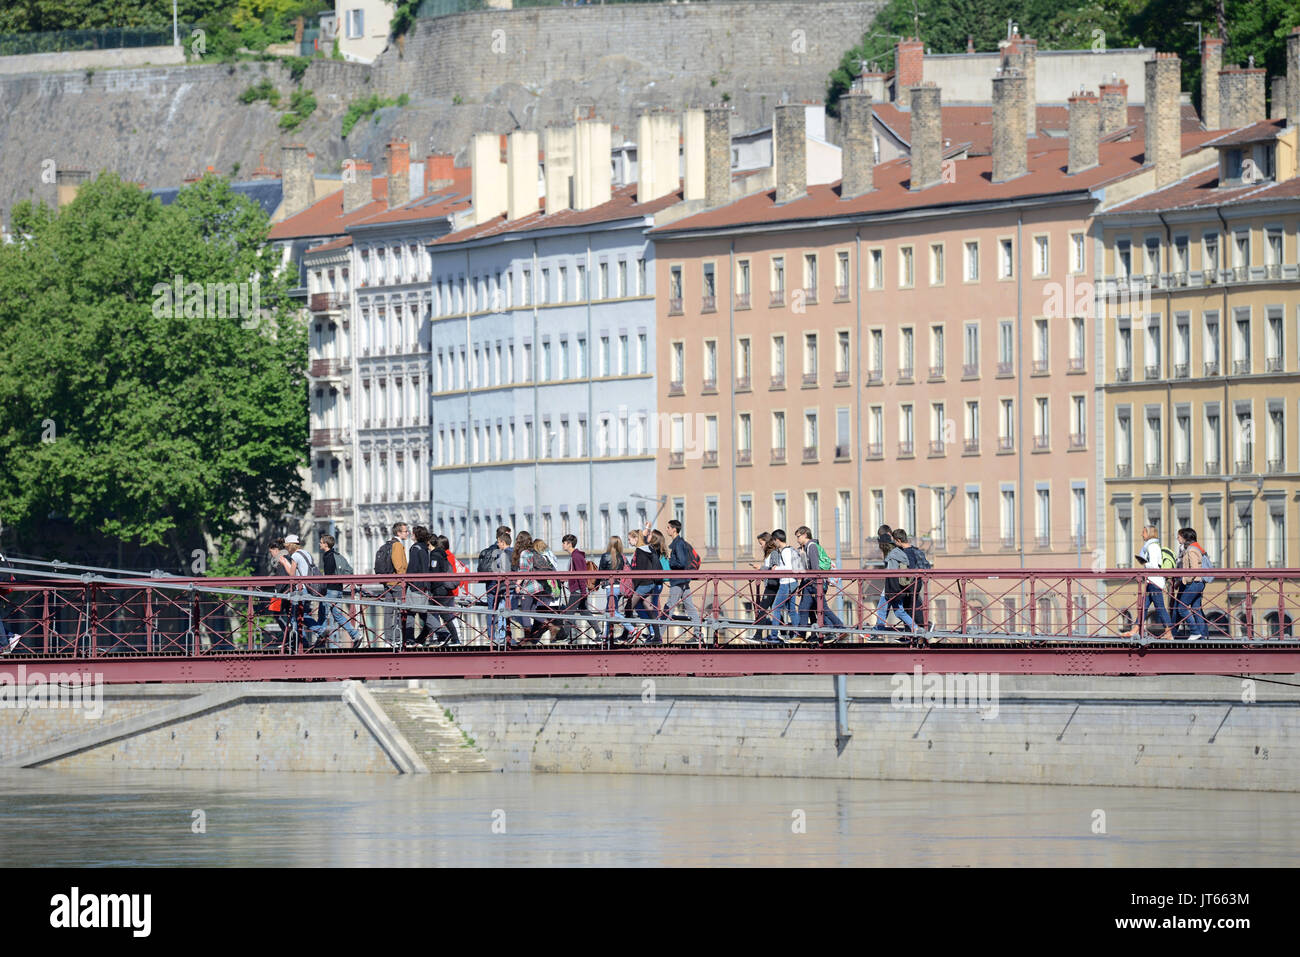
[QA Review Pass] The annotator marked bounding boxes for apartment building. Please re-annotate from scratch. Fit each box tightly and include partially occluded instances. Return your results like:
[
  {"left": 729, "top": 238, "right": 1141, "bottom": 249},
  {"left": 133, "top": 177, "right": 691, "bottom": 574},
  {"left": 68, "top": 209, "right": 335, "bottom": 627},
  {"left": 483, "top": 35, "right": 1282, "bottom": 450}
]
[
  {"left": 425, "top": 121, "right": 681, "bottom": 554},
  {"left": 650, "top": 53, "right": 1219, "bottom": 580},
  {"left": 1097, "top": 107, "right": 1300, "bottom": 572}
]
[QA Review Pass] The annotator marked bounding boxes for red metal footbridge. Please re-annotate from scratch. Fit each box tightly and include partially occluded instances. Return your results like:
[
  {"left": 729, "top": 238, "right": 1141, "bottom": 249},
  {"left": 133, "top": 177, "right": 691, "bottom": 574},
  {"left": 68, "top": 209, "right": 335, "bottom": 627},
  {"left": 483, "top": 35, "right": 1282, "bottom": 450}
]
[{"left": 1, "top": 559, "right": 1298, "bottom": 682}]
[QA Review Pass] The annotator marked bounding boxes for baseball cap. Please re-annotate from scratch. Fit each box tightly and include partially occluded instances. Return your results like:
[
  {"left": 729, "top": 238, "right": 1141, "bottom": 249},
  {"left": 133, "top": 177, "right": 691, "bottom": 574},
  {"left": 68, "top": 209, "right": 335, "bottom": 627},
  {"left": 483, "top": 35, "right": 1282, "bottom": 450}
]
[{"left": 284, "top": 534, "right": 301, "bottom": 545}]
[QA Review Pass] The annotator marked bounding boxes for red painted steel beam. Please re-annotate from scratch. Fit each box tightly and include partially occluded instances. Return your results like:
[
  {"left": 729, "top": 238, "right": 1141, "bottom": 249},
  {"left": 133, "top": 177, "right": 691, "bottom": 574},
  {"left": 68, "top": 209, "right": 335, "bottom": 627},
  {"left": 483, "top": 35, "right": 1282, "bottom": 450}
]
[{"left": 2, "top": 646, "right": 1298, "bottom": 683}]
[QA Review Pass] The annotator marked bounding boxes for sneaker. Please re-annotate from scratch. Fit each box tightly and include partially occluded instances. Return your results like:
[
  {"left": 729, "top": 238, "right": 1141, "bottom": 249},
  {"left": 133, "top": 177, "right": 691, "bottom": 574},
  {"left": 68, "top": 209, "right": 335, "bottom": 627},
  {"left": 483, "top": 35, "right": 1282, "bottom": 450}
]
[{"left": 3, "top": 633, "right": 19, "bottom": 654}]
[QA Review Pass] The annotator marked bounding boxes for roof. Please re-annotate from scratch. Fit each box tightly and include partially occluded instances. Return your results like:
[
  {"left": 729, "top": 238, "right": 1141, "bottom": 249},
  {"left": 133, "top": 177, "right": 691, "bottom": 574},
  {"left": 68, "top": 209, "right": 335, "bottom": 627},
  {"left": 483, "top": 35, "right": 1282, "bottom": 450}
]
[
  {"left": 1106, "top": 163, "right": 1300, "bottom": 214},
  {"left": 430, "top": 182, "right": 685, "bottom": 248},
  {"left": 872, "top": 103, "right": 1204, "bottom": 155},
  {"left": 653, "top": 130, "right": 1223, "bottom": 236},
  {"left": 151, "top": 179, "right": 284, "bottom": 217},
  {"left": 1203, "top": 119, "right": 1286, "bottom": 147},
  {"left": 306, "top": 235, "right": 354, "bottom": 254},
  {"left": 348, "top": 167, "right": 474, "bottom": 228},
  {"left": 266, "top": 176, "right": 390, "bottom": 241}
]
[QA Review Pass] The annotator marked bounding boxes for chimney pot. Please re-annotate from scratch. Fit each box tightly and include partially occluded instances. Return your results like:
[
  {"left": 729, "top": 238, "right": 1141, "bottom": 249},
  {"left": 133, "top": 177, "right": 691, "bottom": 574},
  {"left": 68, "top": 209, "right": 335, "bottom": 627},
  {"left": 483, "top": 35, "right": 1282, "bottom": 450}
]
[
  {"left": 1067, "top": 92, "right": 1101, "bottom": 174},
  {"left": 839, "top": 90, "right": 875, "bottom": 199},
  {"left": 1099, "top": 79, "right": 1128, "bottom": 135},
  {"left": 470, "top": 132, "right": 508, "bottom": 224},
  {"left": 385, "top": 140, "right": 410, "bottom": 209},
  {"left": 1218, "top": 65, "right": 1267, "bottom": 129},
  {"left": 279, "top": 144, "right": 313, "bottom": 219},
  {"left": 573, "top": 118, "right": 612, "bottom": 211},
  {"left": 342, "top": 159, "right": 373, "bottom": 214},
  {"left": 895, "top": 37, "right": 924, "bottom": 108},
  {"left": 637, "top": 111, "right": 680, "bottom": 204}
]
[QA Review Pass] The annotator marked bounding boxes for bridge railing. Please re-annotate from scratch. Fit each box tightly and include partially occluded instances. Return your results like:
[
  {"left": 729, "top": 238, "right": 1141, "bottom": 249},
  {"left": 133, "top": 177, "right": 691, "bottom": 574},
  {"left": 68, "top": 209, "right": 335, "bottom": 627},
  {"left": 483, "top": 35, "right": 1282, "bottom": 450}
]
[{"left": 2, "top": 564, "right": 1296, "bottom": 657}]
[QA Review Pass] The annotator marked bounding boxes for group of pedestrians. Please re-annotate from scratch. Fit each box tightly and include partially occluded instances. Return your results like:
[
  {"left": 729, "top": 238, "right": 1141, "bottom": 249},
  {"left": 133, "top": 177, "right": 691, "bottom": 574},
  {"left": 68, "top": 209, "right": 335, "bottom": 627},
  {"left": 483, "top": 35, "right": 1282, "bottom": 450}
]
[
  {"left": 265, "top": 534, "right": 361, "bottom": 650},
  {"left": 1119, "top": 525, "right": 1213, "bottom": 640}
]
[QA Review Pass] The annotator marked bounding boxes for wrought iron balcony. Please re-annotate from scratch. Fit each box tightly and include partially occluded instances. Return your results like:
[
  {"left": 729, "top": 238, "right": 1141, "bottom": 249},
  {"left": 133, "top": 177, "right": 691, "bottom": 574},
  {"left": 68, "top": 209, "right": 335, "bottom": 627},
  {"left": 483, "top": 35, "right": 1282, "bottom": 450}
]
[
  {"left": 802, "top": 446, "right": 818, "bottom": 463},
  {"left": 1204, "top": 459, "right": 1221, "bottom": 475},
  {"left": 700, "top": 295, "right": 717, "bottom": 314},
  {"left": 929, "top": 364, "right": 944, "bottom": 380},
  {"left": 735, "top": 375, "right": 751, "bottom": 392},
  {"left": 701, "top": 377, "right": 718, "bottom": 393},
  {"left": 1033, "top": 435, "right": 1049, "bottom": 451},
  {"left": 734, "top": 292, "right": 751, "bottom": 309},
  {"left": 1115, "top": 366, "right": 1131, "bottom": 382},
  {"left": 770, "top": 290, "right": 785, "bottom": 307},
  {"left": 1234, "top": 458, "right": 1253, "bottom": 475},
  {"left": 770, "top": 446, "right": 787, "bottom": 465},
  {"left": 736, "top": 449, "right": 752, "bottom": 465},
  {"left": 669, "top": 451, "right": 685, "bottom": 468},
  {"left": 898, "top": 365, "right": 914, "bottom": 381},
  {"left": 703, "top": 450, "right": 719, "bottom": 467},
  {"left": 310, "top": 429, "right": 347, "bottom": 447},
  {"left": 309, "top": 292, "right": 345, "bottom": 312},
  {"left": 1068, "top": 433, "right": 1086, "bottom": 449},
  {"left": 1144, "top": 462, "right": 1161, "bottom": 477},
  {"left": 929, "top": 440, "right": 946, "bottom": 456},
  {"left": 997, "top": 436, "right": 1014, "bottom": 452},
  {"left": 1175, "top": 461, "right": 1191, "bottom": 476},
  {"left": 1233, "top": 359, "right": 1251, "bottom": 375},
  {"left": 312, "top": 498, "right": 346, "bottom": 517},
  {"left": 668, "top": 379, "right": 685, "bottom": 396},
  {"left": 1267, "top": 356, "right": 1284, "bottom": 372},
  {"left": 964, "top": 438, "right": 980, "bottom": 454},
  {"left": 667, "top": 297, "right": 683, "bottom": 316},
  {"left": 1203, "top": 360, "right": 1220, "bottom": 376},
  {"left": 898, "top": 440, "right": 914, "bottom": 457},
  {"left": 835, "top": 443, "right": 850, "bottom": 460},
  {"left": 834, "top": 284, "right": 849, "bottom": 301},
  {"left": 1068, "top": 356, "right": 1085, "bottom": 372},
  {"left": 1268, "top": 458, "right": 1284, "bottom": 473},
  {"left": 866, "top": 442, "right": 883, "bottom": 459},
  {"left": 802, "top": 371, "right": 818, "bottom": 386},
  {"left": 997, "top": 361, "right": 1013, "bottom": 377},
  {"left": 1144, "top": 364, "right": 1161, "bottom": 380},
  {"left": 1115, "top": 463, "right": 1131, "bottom": 478},
  {"left": 1032, "top": 359, "right": 1048, "bottom": 375},
  {"left": 834, "top": 370, "right": 850, "bottom": 384},
  {"left": 962, "top": 362, "right": 979, "bottom": 378},
  {"left": 770, "top": 373, "right": 785, "bottom": 390},
  {"left": 867, "top": 368, "right": 883, "bottom": 384}
]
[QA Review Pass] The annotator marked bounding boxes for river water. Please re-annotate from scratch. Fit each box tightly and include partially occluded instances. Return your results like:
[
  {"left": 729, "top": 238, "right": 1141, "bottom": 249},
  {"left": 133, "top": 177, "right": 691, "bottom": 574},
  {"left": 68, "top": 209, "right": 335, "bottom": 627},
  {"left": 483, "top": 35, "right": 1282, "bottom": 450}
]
[{"left": 1, "top": 769, "right": 1295, "bottom": 867}]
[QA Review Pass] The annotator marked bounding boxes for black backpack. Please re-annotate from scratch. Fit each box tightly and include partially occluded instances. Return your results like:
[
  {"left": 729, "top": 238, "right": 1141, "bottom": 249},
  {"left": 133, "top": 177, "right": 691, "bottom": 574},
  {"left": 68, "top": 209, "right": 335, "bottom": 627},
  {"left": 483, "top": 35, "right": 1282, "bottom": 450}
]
[
  {"left": 533, "top": 551, "right": 556, "bottom": 593},
  {"left": 374, "top": 540, "right": 397, "bottom": 576},
  {"left": 477, "top": 544, "right": 500, "bottom": 574},
  {"left": 903, "top": 546, "right": 932, "bottom": 570}
]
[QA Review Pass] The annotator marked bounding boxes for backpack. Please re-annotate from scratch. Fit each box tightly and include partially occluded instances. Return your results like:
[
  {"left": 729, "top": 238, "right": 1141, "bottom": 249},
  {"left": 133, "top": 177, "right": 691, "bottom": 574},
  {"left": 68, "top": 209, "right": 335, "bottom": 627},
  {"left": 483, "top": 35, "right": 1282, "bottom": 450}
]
[
  {"left": 658, "top": 553, "right": 671, "bottom": 573},
  {"left": 784, "top": 545, "right": 807, "bottom": 572},
  {"left": 533, "top": 551, "right": 556, "bottom": 593},
  {"left": 296, "top": 550, "right": 325, "bottom": 596},
  {"left": 1159, "top": 546, "right": 1177, "bottom": 570},
  {"left": 680, "top": 538, "right": 702, "bottom": 571},
  {"left": 1191, "top": 542, "right": 1215, "bottom": 583},
  {"left": 333, "top": 550, "right": 354, "bottom": 576},
  {"left": 375, "top": 540, "right": 396, "bottom": 576},
  {"left": 584, "top": 558, "right": 599, "bottom": 591},
  {"left": 477, "top": 544, "right": 500, "bottom": 574},
  {"left": 904, "top": 546, "right": 932, "bottom": 570},
  {"left": 811, "top": 540, "right": 834, "bottom": 571}
]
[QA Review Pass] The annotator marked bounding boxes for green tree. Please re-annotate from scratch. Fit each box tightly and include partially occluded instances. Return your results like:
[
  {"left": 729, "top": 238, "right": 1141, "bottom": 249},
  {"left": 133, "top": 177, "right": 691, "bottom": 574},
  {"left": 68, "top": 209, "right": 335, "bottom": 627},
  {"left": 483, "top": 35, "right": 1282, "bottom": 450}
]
[{"left": 0, "top": 173, "right": 308, "bottom": 565}]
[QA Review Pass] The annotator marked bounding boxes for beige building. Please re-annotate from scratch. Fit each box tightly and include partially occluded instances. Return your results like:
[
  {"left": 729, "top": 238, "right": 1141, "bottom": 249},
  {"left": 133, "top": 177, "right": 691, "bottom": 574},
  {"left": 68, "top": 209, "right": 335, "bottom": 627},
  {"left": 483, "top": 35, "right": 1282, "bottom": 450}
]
[{"left": 1096, "top": 116, "right": 1300, "bottom": 573}]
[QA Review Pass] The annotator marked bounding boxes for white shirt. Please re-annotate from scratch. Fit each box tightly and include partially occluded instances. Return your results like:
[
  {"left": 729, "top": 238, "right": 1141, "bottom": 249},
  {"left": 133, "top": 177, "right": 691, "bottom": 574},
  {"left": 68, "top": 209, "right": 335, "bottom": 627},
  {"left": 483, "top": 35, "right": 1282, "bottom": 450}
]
[{"left": 1139, "top": 539, "right": 1166, "bottom": 591}]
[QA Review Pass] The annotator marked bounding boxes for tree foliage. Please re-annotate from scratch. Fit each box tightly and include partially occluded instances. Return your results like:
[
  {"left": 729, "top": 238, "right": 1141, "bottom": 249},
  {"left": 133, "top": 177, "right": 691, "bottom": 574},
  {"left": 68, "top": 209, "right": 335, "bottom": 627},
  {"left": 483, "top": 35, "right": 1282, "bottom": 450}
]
[
  {"left": 827, "top": 0, "right": 1300, "bottom": 115},
  {"left": 0, "top": 174, "right": 308, "bottom": 557}
]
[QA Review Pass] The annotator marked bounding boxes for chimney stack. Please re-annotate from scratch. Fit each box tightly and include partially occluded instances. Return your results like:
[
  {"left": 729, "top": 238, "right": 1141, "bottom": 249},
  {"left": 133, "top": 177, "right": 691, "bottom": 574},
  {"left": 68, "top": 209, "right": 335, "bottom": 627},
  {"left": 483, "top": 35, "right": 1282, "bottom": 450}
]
[
  {"left": 1219, "top": 65, "right": 1267, "bottom": 129},
  {"left": 683, "top": 106, "right": 732, "bottom": 207},
  {"left": 280, "top": 144, "right": 313, "bottom": 218},
  {"left": 1002, "top": 32, "right": 1038, "bottom": 137},
  {"left": 1067, "top": 91, "right": 1100, "bottom": 174},
  {"left": 1272, "top": 76, "right": 1288, "bottom": 120},
  {"left": 425, "top": 153, "right": 455, "bottom": 193},
  {"left": 573, "top": 118, "right": 612, "bottom": 211},
  {"left": 895, "top": 37, "right": 924, "bottom": 108},
  {"left": 342, "top": 159, "right": 373, "bottom": 214},
  {"left": 55, "top": 168, "right": 89, "bottom": 208},
  {"left": 542, "top": 126, "right": 575, "bottom": 213},
  {"left": 908, "top": 84, "right": 942, "bottom": 190},
  {"left": 839, "top": 89, "right": 875, "bottom": 198},
  {"left": 1145, "top": 54, "right": 1182, "bottom": 189},
  {"left": 1099, "top": 79, "right": 1128, "bottom": 135},
  {"left": 506, "top": 130, "right": 539, "bottom": 221},
  {"left": 637, "top": 111, "right": 680, "bottom": 204},
  {"left": 470, "top": 132, "right": 507, "bottom": 224},
  {"left": 773, "top": 103, "right": 807, "bottom": 203},
  {"left": 385, "top": 140, "right": 410, "bottom": 209},
  {"left": 991, "top": 70, "right": 1028, "bottom": 183},
  {"left": 1201, "top": 33, "right": 1223, "bottom": 128},
  {"left": 1288, "top": 27, "right": 1300, "bottom": 129}
]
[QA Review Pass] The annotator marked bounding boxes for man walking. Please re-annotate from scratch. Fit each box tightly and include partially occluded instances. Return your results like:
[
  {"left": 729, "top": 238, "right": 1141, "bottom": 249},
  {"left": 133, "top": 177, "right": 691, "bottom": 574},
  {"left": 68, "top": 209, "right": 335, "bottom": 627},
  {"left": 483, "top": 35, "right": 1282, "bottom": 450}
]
[
  {"left": 1119, "top": 525, "right": 1173, "bottom": 639},
  {"left": 874, "top": 530, "right": 918, "bottom": 637},
  {"left": 793, "top": 526, "right": 844, "bottom": 640},
  {"left": 376, "top": 522, "right": 411, "bottom": 648},
  {"left": 482, "top": 526, "right": 513, "bottom": 646},
  {"left": 560, "top": 534, "right": 590, "bottom": 639},
  {"left": 319, "top": 534, "right": 361, "bottom": 647},
  {"left": 665, "top": 519, "right": 702, "bottom": 635}
]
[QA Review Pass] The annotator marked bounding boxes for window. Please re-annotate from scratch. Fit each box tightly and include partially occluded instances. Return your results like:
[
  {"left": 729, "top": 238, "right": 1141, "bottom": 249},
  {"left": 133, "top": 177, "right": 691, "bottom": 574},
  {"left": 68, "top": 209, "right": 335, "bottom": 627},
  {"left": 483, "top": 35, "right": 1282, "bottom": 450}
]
[
  {"left": 619, "top": 334, "right": 629, "bottom": 375},
  {"left": 539, "top": 340, "right": 551, "bottom": 382},
  {"left": 1233, "top": 230, "right": 1250, "bottom": 271},
  {"left": 966, "top": 490, "right": 981, "bottom": 547},
  {"left": 900, "top": 489, "right": 917, "bottom": 537},
  {"left": 739, "top": 496, "right": 753, "bottom": 549},
  {"left": 869, "top": 248, "right": 884, "bottom": 289},
  {"left": 704, "top": 339, "right": 718, "bottom": 389},
  {"left": 835, "top": 250, "right": 850, "bottom": 297},
  {"left": 670, "top": 341, "right": 684, "bottom": 389},
  {"left": 617, "top": 259, "right": 628, "bottom": 298},
  {"left": 1116, "top": 239, "right": 1131, "bottom": 280},
  {"left": 929, "top": 324, "right": 945, "bottom": 377},
  {"left": 899, "top": 403, "right": 914, "bottom": 454},
  {"left": 576, "top": 263, "right": 587, "bottom": 300},
  {"left": 999, "top": 398, "right": 1015, "bottom": 451},
  {"left": 803, "top": 333, "right": 818, "bottom": 384},
  {"left": 803, "top": 253, "right": 818, "bottom": 300},
  {"left": 771, "top": 256, "right": 785, "bottom": 303},
  {"left": 702, "top": 262, "right": 716, "bottom": 310},
  {"left": 1203, "top": 232, "right": 1219, "bottom": 275},
  {"left": 1268, "top": 403, "right": 1285, "bottom": 471},
  {"left": 930, "top": 243, "right": 945, "bottom": 285},
  {"left": 1071, "top": 232, "right": 1085, "bottom": 273},
  {"left": 346, "top": 8, "right": 364, "bottom": 38},
  {"left": 899, "top": 246, "right": 914, "bottom": 288},
  {"left": 1035, "top": 489, "right": 1050, "bottom": 547},
  {"left": 1034, "top": 235, "right": 1049, "bottom": 276},
  {"left": 803, "top": 411, "right": 818, "bottom": 459},
  {"left": 599, "top": 336, "right": 611, "bottom": 377},
  {"left": 1144, "top": 316, "right": 1161, "bottom": 379},
  {"left": 1033, "top": 318, "right": 1048, "bottom": 374},
  {"left": 1071, "top": 395, "right": 1086, "bottom": 448},
  {"left": 737, "top": 259, "right": 751, "bottom": 305},
  {"left": 1173, "top": 235, "right": 1189, "bottom": 274},
  {"left": 1205, "top": 405, "right": 1222, "bottom": 472},
  {"left": 999, "top": 238, "right": 1014, "bottom": 279},
  {"left": 963, "top": 323, "right": 979, "bottom": 375},
  {"left": 900, "top": 327, "right": 914, "bottom": 378},
  {"left": 737, "top": 336, "right": 752, "bottom": 386},
  {"left": 1143, "top": 236, "right": 1160, "bottom": 278},
  {"left": 1144, "top": 408, "right": 1162, "bottom": 474},
  {"left": 1070, "top": 316, "right": 1085, "bottom": 370},
  {"left": 965, "top": 400, "right": 980, "bottom": 451},
  {"left": 773, "top": 492, "right": 787, "bottom": 531},
  {"left": 868, "top": 405, "right": 883, "bottom": 455},
  {"left": 1267, "top": 227, "right": 1283, "bottom": 269},
  {"left": 1034, "top": 397, "right": 1049, "bottom": 448},
  {"left": 636, "top": 333, "right": 647, "bottom": 374},
  {"left": 1204, "top": 311, "right": 1221, "bottom": 375},
  {"left": 704, "top": 415, "right": 719, "bottom": 463},
  {"left": 599, "top": 261, "right": 609, "bottom": 299},
  {"left": 558, "top": 338, "right": 570, "bottom": 379},
  {"left": 1267, "top": 307, "right": 1284, "bottom": 371},
  {"left": 557, "top": 265, "right": 568, "bottom": 303},
  {"left": 1234, "top": 404, "right": 1253, "bottom": 471},
  {"left": 964, "top": 241, "right": 979, "bottom": 281},
  {"left": 869, "top": 329, "right": 884, "bottom": 380},
  {"left": 837, "top": 491, "right": 852, "bottom": 549},
  {"left": 772, "top": 410, "right": 787, "bottom": 455},
  {"left": 930, "top": 402, "right": 946, "bottom": 454},
  {"left": 771, "top": 334, "right": 786, "bottom": 386},
  {"left": 1116, "top": 318, "right": 1132, "bottom": 378},
  {"left": 738, "top": 413, "right": 752, "bottom": 455},
  {"left": 1000, "top": 488, "right": 1016, "bottom": 547},
  {"left": 521, "top": 267, "right": 532, "bottom": 306},
  {"left": 998, "top": 320, "right": 1013, "bottom": 373},
  {"left": 1233, "top": 309, "right": 1251, "bottom": 373},
  {"left": 872, "top": 489, "right": 885, "bottom": 532},
  {"left": 836, "top": 407, "right": 850, "bottom": 459},
  {"left": 1116, "top": 407, "right": 1132, "bottom": 474},
  {"left": 668, "top": 265, "right": 683, "bottom": 311},
  {"left": 836, "top": 331, "right": 851, "bottom": 382},
  {"left": 804, "top": 491, "right": 819, "bottom": 540}
]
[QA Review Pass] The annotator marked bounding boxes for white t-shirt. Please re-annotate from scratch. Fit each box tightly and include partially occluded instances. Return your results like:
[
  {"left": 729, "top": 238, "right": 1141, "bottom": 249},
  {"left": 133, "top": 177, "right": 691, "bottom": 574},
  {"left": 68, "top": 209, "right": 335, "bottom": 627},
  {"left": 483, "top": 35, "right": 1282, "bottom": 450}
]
[
  {"left": 1139, "top": 539, "right": 1166, "bottom": 591},
  {"left": 289, "top": 550, "right": 314, "bottom": 577}
]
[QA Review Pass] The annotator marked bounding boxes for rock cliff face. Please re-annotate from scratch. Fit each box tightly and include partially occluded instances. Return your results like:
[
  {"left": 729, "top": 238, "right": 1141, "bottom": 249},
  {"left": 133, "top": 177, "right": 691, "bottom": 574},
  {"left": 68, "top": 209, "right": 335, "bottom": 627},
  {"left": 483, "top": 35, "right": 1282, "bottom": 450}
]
[{"left": 0, "top": 2, "right": 881, "bottom": 217}]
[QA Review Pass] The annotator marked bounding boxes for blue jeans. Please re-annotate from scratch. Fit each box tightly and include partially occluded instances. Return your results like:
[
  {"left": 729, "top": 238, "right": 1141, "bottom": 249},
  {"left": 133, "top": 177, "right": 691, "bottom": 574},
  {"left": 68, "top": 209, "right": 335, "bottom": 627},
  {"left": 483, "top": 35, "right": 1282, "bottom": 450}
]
[
  {"left": 320, "top": 588, "right": 360, "bottom": 645},
  {"left": 768, "top": 581, "right": 797, "bottom": 639},
  {"left": 634, "top": 583, "right": 662, "bottom": 640},
  {"left": 875, "top": 593, "right": 916, "bottom": 630},
  {"left": 1174, "top": 581, "right": 1207, "bottom": 639},
  {"left": 1140, "top": 583, "right": 1173, "bottom": 633},
  {"left": 798, "top": 584, "right": 844, "bottom": 632}
]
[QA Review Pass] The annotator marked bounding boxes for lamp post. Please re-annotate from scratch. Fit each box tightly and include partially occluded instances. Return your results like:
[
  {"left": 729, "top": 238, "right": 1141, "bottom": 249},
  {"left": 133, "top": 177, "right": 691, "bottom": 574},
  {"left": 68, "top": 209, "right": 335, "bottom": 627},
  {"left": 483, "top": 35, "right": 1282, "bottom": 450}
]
[{"left": 629, "top": 493, "right": 668, "bottom": 531}]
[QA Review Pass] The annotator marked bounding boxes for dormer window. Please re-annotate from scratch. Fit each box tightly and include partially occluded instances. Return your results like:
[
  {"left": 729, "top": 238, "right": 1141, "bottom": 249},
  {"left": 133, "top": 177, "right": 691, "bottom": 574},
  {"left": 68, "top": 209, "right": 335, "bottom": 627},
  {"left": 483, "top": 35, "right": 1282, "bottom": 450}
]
[{"left": 1220, "top": 142, "right": 1275, "bottom": 186}]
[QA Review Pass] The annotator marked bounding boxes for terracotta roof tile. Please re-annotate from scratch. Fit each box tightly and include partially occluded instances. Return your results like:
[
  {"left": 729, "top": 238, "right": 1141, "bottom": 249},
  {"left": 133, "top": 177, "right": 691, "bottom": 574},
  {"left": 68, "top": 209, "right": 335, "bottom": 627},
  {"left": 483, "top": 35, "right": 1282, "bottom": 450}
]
[
  {"left": 1108, "top": 163, "right": 1300, "bottom": 213},
  {"left": 267, "top": 176, "right": 390, "bottom": 241},
  {"left": 1203, "top": 118, "right": 1287, "bottom": 146},
  {"left": 653, "top": 131, "right": 1221, "bottom": 235}
]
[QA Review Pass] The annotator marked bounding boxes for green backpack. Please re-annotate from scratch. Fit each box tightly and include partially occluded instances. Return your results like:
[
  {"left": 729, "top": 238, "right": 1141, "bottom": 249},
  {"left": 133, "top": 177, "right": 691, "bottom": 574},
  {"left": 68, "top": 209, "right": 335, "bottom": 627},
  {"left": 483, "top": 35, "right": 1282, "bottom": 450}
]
[
  {"left": 1160, "top": 546, "right": 1176, "bottom": 570},
  {"left": 812, "top": 540, "right": 834, "bottom": 571}
]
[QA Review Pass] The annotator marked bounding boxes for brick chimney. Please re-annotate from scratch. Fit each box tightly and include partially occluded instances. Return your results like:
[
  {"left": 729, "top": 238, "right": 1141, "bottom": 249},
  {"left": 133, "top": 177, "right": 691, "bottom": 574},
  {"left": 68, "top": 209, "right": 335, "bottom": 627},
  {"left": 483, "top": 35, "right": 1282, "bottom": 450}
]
[
  {"left": 1201, "top": 33, "right": 1222, "bottom": 128},
  {"left": 1272, "top": 76, "right": 1288, "bottom": 120},
  {"left": 1145, "top": 54, "right": 1182, "bottom": 189},
  {"left": 895, "top": 37, "right": 923, "bottom": 108},
  {"left": 1219, "top": 65, "right": 1267, "bottom": 129},
  {"left": 908, "top": 84, "right": 942, "bottom": 190},
  {"left": 773, "top": 103, "right": 807, "bottom": 203},
  {"left": 1002, "top": 32, "right": 1038, "bottom": 137},
  {"left": 683, "top": 106, "right": 731, "bottom": 207},
  {"left": 55, "top": 168, "right": 89, "bottom": 208},
  {"left": 280, "top": 144, "right": 313, "bottom": 218},
  {"left": 542, "top": 126, "right": 574, "bottom": 213},
  {"left": 425, "top": 153, "right": 455, "bottom": 193},
  {"left": 1099, "top": 79, "right": 1128, "bottom": 135},
  {"left": 637, "top": 110, "right": 680, "bottom": 204},
  {"left": 1067, "top": 91, "right": 1100, "bottom": 175},
  {"left": 839, "top": 88, "right": 874, "bottom": 198},
  {"left": 505, "top": 130, "right": 539, "bottom": 221},
  {"left": 1288, "top": 27, "right": 1300, "bottom": 129},
  {"left": 470, "top": 132, "right": 508, "bottom": 224},
  {"left": 991, "top": 70, "right": 1028, "bottom": 183},
  {"left": 342, "top": 159, "right": 373, "bottom": 214},
  {"left": 385, "top": 140, "right": 410, "bottom": 209}
]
